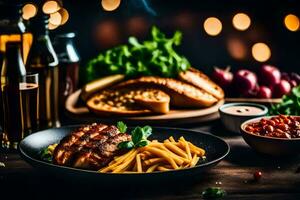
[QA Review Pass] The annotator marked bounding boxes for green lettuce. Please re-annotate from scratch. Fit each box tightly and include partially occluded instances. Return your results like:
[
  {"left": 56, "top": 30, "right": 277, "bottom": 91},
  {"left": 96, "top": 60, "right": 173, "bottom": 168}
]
[{"left": 85, "top": 26, "right": 190, "bottom": 82}]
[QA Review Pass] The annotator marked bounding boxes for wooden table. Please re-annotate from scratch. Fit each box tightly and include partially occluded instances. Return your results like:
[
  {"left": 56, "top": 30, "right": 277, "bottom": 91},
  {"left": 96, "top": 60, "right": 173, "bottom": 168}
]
[{"left": 1, "top": 120, "right": 300, "bottom": 200}]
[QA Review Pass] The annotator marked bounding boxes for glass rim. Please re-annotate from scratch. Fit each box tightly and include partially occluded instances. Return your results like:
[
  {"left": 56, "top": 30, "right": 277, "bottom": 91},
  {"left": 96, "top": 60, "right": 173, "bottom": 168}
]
[
  {"left": 20, "top": 72, "right": 39, "bottom": 84},
  {"left": 22, "top": 72, "right": 39, "bottom": 78}
]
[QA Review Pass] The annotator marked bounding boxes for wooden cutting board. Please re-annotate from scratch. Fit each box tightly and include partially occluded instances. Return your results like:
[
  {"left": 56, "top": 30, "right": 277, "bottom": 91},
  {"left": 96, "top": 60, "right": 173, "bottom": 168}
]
[{"left": 65, "top": 89, "right": 224, "bottom": 125}]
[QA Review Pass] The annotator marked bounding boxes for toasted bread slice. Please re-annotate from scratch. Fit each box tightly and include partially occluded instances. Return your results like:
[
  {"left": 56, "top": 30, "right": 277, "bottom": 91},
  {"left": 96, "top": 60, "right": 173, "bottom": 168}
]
[
  {"left": 134, "top": 90, "right": 170, "bottom": 114},
  {"left": 86, "top": 88, "right": 170, "bottom": 116},
  {"left": 178, "top": 68, "right": 224, "bottom": 100},
  {"left": 81, "top": 74, "right": 125, "bottom": 101},
  {"left": 115, "top": 77, "right": 218, "bottom": 108}
]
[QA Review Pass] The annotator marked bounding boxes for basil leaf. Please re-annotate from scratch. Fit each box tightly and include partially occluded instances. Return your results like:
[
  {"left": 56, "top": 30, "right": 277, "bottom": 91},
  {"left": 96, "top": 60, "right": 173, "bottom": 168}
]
[
  {"left": 117, "top": 121, "right": 127, "bottom": 133},
  {"left": 118, "top": 125, "right": 153, "bottom": 149},
  {"left": 131, "top": 126, "right": 144, "bottom": 144},
  {"left": 118, "top": 141, "right": 134, "bottom": 149},
  {"left": 128, "top": 125, "right": 153, "bottom": 147},
  {"left": 135, "top": 140, "right": 149, "bottom": 147},
  {"left": 141, "top": 126, "right": 152, "bottom": 139}
]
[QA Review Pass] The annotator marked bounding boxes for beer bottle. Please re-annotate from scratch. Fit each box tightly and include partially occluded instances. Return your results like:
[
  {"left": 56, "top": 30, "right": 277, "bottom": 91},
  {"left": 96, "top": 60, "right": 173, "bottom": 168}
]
[
  {"left": 0, "top": 2, "right": 32, "bottom": 141},
  {"left": 1, "top": 42, "right": 26, "bottom": 149},
  {"left": 53, "top": 33, "right": 80, "bottom": 121},
  {"left": 26, "top": 13, "right": 60, "bottom": 129}
]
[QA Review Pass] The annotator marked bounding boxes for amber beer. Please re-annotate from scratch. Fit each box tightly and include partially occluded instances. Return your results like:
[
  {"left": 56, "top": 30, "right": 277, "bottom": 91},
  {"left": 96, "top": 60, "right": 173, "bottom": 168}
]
[
  {"left": 1, "top": 82, "right": 38, "bottom": 148},
  {"left": 19, "top": 82, "right": 39, "bottom": 135},
  {"left": 1, "top": 42, "right": 26, "bottom": 149},
  {"left": 1, "top": 84, "right": 23, "bottom": 149}
]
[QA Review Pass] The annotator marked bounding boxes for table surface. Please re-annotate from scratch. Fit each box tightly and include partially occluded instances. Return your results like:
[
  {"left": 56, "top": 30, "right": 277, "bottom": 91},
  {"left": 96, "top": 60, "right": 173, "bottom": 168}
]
[{"left": 1, "top": 120, "right": 300, "bottom": 200}]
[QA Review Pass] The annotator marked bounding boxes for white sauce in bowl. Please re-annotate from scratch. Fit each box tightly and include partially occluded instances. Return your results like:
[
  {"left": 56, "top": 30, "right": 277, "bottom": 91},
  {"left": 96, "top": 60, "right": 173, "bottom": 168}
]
[{"left": 222, "top": 106, "right": 264, "bottom": 116}]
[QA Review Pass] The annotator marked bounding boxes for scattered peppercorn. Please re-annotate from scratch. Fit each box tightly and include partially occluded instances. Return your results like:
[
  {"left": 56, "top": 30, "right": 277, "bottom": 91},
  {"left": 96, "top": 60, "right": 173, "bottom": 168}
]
[{"left": 253, "top": 171, "right": 262, "bottom": 181}]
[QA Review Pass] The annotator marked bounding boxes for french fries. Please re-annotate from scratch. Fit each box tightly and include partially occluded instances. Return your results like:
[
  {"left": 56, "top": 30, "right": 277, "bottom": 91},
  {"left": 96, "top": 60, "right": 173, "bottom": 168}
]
[{"left": 98, "top": 136, "right": 206, "bottom": 173}]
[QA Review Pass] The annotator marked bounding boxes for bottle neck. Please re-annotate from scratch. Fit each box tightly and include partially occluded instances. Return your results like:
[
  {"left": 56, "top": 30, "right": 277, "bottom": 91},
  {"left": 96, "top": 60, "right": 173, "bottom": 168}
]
[
  {"left": 29, "top": 13, "right": 50, "bottom": 37},
  {"left": 31, "top": 27, "right": 49, "bottom": 36},
  {"left": 27, "top": 34, "right": 59, "bottom": 68},
  {"left": 4, "top": 43, "right": 26, "bottom": 77}
]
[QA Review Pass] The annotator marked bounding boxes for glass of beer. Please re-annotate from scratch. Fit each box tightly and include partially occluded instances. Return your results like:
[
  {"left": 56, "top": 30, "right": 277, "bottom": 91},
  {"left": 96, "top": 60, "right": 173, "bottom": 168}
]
[{"left": 20, "top": 73, "right": 39, "bottom": 137}]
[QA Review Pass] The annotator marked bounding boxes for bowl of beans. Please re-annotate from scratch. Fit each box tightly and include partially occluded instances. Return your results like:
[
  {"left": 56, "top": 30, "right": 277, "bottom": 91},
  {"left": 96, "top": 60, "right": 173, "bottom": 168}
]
[{"left": 240, "top": 115, "right": 300, "bottom": 156}]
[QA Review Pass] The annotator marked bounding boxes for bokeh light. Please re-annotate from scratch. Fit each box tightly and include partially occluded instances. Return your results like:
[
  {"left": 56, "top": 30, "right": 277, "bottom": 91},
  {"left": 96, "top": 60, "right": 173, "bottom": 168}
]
[
  {"left": 59, "top": 8, "right": 69, "bottom": 25},
  {"left": 94, "top": 20, "right": 120, "bottom": 48},
  {"left": 42, "top": 0, "right": 61, "bottom": 14},
  {"left": 101, "top": 0, "right": 121, "bottom": 11},
  {"left": 232, "top": 13, "right": 251, "bottom": 31},
  {"left": 173, "top": 12, "right": 194, "bottom": 30},
  {"left": 22, "top": 3, "right": 37, "bottom": 20},
  {"left": 252, "top": 43, "right": 271, "bottom": 62},
  {"left": 284, "top": 14, "right": 299, "bottom": 32},
  {"left": 48, "top": 22, "right": 59, "bottom": 30},
  {"left": 227, "top": 38, "right": 247, "bottom": 60},
  {"left": 49, "top": 12, "right": 62, "bottom": 25},
  {"left": 203, "top": 17, "right": 222, "bottom": 36},
  {"left": 126, "top": 16, "right": 148, "bottom": 36}
]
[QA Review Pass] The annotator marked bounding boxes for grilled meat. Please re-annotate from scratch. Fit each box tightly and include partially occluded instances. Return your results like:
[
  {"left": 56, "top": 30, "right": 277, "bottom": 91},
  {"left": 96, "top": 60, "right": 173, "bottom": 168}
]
[{"left": 53, "top": 123, "right": 131, "bottom": 170}]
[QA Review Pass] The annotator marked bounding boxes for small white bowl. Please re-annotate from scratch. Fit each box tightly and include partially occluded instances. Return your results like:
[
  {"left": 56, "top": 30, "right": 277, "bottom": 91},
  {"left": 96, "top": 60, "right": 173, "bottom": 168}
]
[{"left": 219, "top": 103, "right": 268, "bottom": 133}]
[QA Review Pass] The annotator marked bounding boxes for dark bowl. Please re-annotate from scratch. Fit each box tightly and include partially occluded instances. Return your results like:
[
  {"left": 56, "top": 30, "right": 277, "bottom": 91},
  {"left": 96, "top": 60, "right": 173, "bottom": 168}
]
[
  {"left": 19, "top": 125, "right": 230, "bottom": 184},
  {"left": 240, "top": 116, "right": 300, "bottom": 156}
]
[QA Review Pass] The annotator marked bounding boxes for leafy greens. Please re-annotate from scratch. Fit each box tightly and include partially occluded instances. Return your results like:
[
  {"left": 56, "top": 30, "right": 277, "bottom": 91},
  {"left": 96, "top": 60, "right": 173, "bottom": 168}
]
[
  {"left": 269, "top": 85, "right": 300, "bottom": 115},
  {"left": 117, "top": 121, "right": 127, "bottom": 133},
  {"left": 85, "top": 26, "right": 190, "bottom": 82},
  {"left": 118, "top": 124, "right": 152, "bottom": 149},
  {"left": 202, "top": 187, "right": 226, "bottom": 199},
  {"left": 40, "top": 147, "right": 53, "bottom": 162}
]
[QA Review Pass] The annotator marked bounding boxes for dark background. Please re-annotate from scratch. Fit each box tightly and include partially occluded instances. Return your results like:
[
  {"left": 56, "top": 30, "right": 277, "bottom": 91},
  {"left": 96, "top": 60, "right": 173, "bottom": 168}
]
[{"left": 25, "top": 0, "right": 300, "bottom": 79}]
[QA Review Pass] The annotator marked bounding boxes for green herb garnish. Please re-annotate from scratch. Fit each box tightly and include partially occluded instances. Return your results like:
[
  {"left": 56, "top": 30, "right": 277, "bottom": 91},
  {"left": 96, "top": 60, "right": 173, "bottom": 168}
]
[
  {"left": 118, "top": 141, "right": 135, "bottom": 149},
  {"left": 202, "top": 187, "right": 226, "bottom": 199},
  {"left": 269, "top": 85, "right": 300, "bottom": 115},
  {"left": 117, "top": 121, "right": 127, "bottom": 133},
  {"left": 40, "top": 147, "right": 53, "bottom": 162},
  {"left": 118, "top": 125, "right": 152, "bottom": 149},
  {"left": 85, "top": 26, "right": 190, "bottom": 82}
]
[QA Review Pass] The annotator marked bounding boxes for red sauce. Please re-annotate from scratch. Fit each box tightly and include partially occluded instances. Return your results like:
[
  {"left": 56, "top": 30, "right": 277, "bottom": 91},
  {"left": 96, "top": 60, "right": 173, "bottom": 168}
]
[{"left": 244, "top": 115, "right": 300, "bottom": 139}]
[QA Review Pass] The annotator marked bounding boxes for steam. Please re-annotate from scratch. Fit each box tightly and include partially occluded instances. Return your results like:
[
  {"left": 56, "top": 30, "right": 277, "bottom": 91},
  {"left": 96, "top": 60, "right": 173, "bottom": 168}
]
[
  {"left": 140, "top": 0, "right": 156, "bottom": 16},
  {"left": 129, "top": 0, "right": 157, "bottom": 16}
]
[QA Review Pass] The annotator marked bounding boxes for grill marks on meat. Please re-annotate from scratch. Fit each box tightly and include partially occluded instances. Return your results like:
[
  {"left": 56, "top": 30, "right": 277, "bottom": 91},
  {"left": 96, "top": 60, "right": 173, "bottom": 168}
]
[
  {"left": 53, "top": 124, "right": 108, "bottom": 166},
  {"left": 53, "top": 123, "right": 131, "bottom": 170}
]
